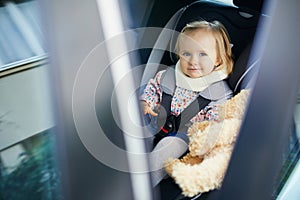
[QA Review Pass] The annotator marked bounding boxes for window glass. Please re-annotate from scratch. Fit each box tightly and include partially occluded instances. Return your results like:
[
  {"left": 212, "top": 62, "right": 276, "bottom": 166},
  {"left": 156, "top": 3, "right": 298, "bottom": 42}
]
[
  {"left": 0, "top": 130, "right": 60, "bottom": 200},
  {"left": 0, "top": 0, "right": 46, "bottom": 73},
  {"left": 273, "top": 90, "right": 300, "bottom": 199},
  {"left": 0, "top": 1, "right": 58, "bottom": 199}
]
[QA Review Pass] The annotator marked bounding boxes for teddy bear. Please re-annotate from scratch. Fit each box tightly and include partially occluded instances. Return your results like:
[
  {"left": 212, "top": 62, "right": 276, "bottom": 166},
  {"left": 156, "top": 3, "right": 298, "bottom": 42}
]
[{"left": 164, "top": 89, "right": 251, "bottom": 197}]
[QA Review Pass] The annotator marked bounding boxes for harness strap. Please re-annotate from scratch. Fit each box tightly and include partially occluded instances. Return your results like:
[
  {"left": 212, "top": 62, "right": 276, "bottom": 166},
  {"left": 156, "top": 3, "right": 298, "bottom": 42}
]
[
  {"left": 153, "top": 67, "right": 231, "bottom": 147},
  {"left": 153, "top": 92, "right": 210, "bottom": 147},
  {"left": 178, "top": 94, "right": 211, "bottom": 132}
]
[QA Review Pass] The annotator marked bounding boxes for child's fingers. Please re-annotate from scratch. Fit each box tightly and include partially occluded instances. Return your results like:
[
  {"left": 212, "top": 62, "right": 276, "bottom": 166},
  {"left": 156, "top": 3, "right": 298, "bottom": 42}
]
[
  {"left": 141, "top": 101, "right": 158, "bottom": 116},
  {"left": 147, "top": 108, "right": 158, "bottom": 116}
]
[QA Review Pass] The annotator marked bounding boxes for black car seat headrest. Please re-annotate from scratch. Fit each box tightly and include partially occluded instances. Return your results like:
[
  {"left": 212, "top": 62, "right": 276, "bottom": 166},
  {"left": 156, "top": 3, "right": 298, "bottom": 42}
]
[{"left": 233, "top": 0, "right": 265, "bottom": 13}]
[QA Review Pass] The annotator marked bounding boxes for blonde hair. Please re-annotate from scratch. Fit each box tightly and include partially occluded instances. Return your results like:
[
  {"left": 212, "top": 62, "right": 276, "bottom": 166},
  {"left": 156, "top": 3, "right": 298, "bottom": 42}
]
[{"left": 175, "top": 20, "right": 233, "bottom": 75}]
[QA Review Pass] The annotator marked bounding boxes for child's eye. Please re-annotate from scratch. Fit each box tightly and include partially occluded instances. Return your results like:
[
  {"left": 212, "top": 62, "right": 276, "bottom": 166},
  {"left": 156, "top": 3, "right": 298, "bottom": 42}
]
[
  {"left": 182, "top": 52, "right": 191, "bottom": 57},
  {"left": 199, "top": 52, "right": 207, "bottom": 57}
]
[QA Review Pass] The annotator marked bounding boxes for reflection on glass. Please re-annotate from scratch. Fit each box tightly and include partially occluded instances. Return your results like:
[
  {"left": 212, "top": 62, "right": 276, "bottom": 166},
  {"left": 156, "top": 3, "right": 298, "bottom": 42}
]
[
  {"left": 273, "top": 90, "right": 300, "bottom": 199},
  {"left": 0, "top": 0, "right": 46, "bottom": 73},
  {"left": 0, "top": 130, "right": 61, "bottom": 200}
]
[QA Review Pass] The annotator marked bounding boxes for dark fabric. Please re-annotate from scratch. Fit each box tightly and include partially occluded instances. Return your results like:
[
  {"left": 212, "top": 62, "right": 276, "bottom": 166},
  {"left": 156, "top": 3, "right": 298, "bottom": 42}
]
[{"left": 153, "top": 92, "right": 210, "bottom": 148}]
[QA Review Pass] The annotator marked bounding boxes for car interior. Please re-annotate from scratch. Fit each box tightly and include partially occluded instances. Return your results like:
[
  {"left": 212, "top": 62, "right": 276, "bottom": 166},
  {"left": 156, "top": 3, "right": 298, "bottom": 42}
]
[
  {"left": 135, "top": 0, "right": 300, "bottom": 199},
  {"left": 1, "top": 0, "right": 300, "bottom": 200},
  {"left": 139, "top": 0, "right": 265, "bottom": 199}
]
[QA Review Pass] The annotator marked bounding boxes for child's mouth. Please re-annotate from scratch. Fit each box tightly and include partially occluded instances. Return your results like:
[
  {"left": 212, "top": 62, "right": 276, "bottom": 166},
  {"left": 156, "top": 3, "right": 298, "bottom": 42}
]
[{"left": 188, "top": 68, "right": 201, "bottom": 71}]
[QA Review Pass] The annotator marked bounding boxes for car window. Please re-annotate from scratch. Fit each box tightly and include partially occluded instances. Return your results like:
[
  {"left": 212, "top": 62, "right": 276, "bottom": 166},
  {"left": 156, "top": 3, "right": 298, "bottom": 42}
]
[
  {"left": 0, "top": 0, "right": 46, "bottom": 76},
  {"left": 274, "top": 89, "right": 300, "bottom": 199}
]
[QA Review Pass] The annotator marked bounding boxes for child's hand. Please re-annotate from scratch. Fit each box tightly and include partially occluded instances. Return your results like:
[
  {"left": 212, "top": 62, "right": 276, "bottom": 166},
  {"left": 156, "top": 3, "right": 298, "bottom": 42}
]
[
  {"left": 141, "top": 101, "right": 158, "bottom": 116},
  {"left": 200, "top": 105, "right": 219, "bottom": 121}
]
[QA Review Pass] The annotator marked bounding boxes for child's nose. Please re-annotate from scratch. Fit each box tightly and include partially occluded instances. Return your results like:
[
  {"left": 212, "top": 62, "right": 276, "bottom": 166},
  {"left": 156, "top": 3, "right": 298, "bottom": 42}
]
[{"left": 190, "top": 54, "right": 199, "bottom": 65}]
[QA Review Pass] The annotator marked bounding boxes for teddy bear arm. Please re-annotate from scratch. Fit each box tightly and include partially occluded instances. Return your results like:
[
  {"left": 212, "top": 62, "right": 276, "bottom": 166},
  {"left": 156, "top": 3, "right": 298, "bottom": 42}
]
[
  {"left": 164, "top": 153, "right": 203, "bottom": 176},
  {"left": 189, "top": 122, "right": 223, "bottom": 157},
  {"left": 171, "top": 148, "right": 232, "bottom": 197},
  {"left": 188, "top": 132, "right": 210, "bottom": 156},
  {"left": 214, "top": 119, "right": 242, "bottom": 146}
]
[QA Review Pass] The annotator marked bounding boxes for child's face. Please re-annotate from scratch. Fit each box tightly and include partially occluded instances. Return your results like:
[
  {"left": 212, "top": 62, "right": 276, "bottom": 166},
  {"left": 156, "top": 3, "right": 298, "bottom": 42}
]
[{"left": 178, "top": 29, "right": 220, "bottom": 78}]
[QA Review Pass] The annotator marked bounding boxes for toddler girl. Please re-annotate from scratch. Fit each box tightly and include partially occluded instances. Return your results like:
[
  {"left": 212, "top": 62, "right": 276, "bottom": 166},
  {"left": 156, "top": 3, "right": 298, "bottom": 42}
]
[{"left": 141, "top": 20, "right": 234, "bottom": 186}]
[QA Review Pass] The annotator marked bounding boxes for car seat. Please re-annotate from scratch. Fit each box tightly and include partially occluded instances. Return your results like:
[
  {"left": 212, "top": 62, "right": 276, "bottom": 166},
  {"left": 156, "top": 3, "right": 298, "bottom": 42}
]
[{"left": 140, "top": 0, "right": 267, "bottom": 199}]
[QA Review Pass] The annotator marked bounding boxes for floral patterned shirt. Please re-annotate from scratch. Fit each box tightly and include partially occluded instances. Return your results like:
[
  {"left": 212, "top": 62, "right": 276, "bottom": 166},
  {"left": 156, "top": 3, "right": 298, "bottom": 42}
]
[{"left": 141, "top": 70, "right": 220, "bottom": 123}]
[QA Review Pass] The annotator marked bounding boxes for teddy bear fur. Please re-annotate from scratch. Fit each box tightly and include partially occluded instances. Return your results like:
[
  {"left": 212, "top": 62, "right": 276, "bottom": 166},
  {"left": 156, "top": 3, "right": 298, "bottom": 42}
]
[{"left": 164, "top": 89, "right": 251, "bottom": 197}]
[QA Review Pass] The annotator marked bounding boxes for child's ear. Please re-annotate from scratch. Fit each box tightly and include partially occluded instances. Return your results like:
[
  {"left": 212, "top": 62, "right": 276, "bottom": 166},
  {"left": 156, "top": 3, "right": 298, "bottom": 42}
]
[{"left": 215, "top": 57, "right": 222, "bottom": 67}]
